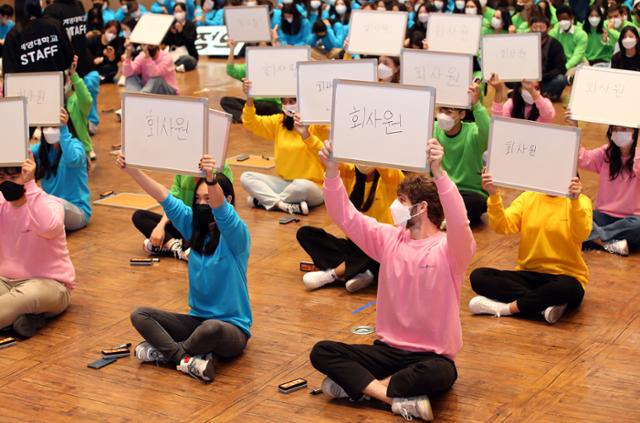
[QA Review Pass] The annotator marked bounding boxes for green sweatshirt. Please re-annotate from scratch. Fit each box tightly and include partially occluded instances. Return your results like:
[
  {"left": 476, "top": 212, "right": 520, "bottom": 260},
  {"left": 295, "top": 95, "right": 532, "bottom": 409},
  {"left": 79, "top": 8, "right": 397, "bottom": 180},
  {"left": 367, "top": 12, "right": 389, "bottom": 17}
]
[
  {"left": 434, "top": 102, "right": 490, "bottom": 198},
  {"left": 67, "top": 73, "right": 93, "bottom": 153},
  {"left": 226, "top": 64, "right": 282, "bottom": 107},
  {"left": 585, "top": 27, "right": 619, "bottom": 62},
  {"left": 549, "top": 24, "right": 589, "bottom": 69},
  {"left": 169, "top": 166, "right": 234, "bottom": 207}
]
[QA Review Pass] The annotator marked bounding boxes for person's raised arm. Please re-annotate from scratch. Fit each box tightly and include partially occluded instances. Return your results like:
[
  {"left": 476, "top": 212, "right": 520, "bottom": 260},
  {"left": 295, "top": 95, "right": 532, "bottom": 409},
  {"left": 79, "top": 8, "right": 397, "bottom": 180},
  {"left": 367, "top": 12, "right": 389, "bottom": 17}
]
[
  {"left": 568, "top": 177, "right": 592, "bottom": 242},
  {"left": 58, "top": 109, "right": 85, "bottom": 168},
  {"left": 22, "top": 152, "right": 65, "bottom": 239},
  {"left": 116, "top": 152, "right": 169, "bottom": 202},
  {"left": 483, "top": 167, "right": 523, "bottom": 234},
  {"left": 241, "top": 78, "right": 281, "bottom": 140}
]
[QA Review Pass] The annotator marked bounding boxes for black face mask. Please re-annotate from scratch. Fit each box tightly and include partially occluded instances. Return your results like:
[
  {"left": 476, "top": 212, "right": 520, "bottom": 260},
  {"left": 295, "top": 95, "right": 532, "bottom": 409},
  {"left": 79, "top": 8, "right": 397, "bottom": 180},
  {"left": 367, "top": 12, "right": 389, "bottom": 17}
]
[
  {"left": 514, "top": 3, "right": 524, "bottom": 12},
  {"left": 0, "top": 180, "right": 26, "bottom": 202},
  {"left": 195, "top": 204, "right": 214, "bottom": 230}
]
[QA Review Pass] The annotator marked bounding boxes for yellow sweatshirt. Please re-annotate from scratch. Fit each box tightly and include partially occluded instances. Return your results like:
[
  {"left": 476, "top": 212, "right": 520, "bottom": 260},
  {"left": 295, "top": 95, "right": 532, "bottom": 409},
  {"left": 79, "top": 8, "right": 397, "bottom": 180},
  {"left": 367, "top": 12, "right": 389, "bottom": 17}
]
[
  {"left": 339, "top": 165, "right": 404, "bottom": 224},
  {"left": 487, "top": 192, "right": 592, "bottom": 289},
  {"left": 242, "top": 105, "right": 327, "bottom": 185}
]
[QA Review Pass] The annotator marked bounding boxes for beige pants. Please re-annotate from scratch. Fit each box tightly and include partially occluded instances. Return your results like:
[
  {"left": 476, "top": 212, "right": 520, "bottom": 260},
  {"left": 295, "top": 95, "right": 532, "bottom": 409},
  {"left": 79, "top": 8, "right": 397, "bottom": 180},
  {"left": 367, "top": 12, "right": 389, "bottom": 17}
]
[{"left": 0, "top": 277, "right": 71, "bottom": 329}]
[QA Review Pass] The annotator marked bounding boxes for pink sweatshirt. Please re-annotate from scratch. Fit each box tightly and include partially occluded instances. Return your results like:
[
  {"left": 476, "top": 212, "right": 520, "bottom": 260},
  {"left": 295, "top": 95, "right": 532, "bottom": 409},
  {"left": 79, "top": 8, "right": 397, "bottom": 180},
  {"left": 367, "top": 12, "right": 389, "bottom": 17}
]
[
  {"left": 324, "top": 172, "right": 476, "bottom": 360},
  {"left": 491, "top": 96, "right": 555, "bottom": 123},
  {"left": 0, "top": 181, "right": 76, "bottom": 290},
  {"left": 578, "top": 145, "right": 640, "bottom": 218},
  {"left": 122, "top": 50, "right": 179, "bottom": 95}
]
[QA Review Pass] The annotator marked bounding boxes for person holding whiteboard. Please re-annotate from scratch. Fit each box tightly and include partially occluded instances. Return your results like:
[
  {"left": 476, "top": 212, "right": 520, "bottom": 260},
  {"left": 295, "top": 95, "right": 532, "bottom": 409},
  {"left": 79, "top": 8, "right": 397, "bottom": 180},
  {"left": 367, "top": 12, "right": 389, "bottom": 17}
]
[
  {"left": 32, "top": 109, "right": 91, "bottom": 231},
  {"left": 297, "top": 165, "right": 404, "bottom": 292},
  {"left": 468, "top": 170, "right": 592, "bottom": 324},
  {"left": 122, "top": 41, "right": 179, "bottom": 95},
  {"left": 488, "top": 74, "right": 556, "bottom": 123},
  {"left": 118, "top": 153, "right": 252, "bottom": 383},
  {"left": 310, "top": 139, "right": 475, "bottom": 422},
  {"left": 434, "top": 82, "right": 489, "bottom": 225},
  {"left": 240, "top": 79, "right": 327, "bottom": 215},
  {"left": 0, "top": 156, "right": 74, "bottom": 339}
]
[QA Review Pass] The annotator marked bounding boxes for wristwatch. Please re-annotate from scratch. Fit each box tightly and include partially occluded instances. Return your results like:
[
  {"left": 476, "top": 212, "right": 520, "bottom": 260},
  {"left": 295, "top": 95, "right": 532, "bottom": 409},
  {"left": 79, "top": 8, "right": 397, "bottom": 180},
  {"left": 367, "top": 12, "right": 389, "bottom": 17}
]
[{"left": 205, "top": 174, "right": 218, "bottom": 186}]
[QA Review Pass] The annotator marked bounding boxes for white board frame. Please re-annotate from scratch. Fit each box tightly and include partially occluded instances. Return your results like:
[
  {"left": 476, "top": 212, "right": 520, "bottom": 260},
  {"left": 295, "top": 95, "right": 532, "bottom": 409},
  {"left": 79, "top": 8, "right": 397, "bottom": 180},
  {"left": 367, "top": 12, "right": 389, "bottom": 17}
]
[
  {"left": 4, "top": 72, "right": 63, "bottom": 127},
  {"left": 129, "top": 13, "right": 175, "bottom": 45},
  {"left": 486, "top": 116, "right": 580, "bottom": 197},
  {"left": 224, "top": 5, "right": 271, "bottom": 43},
  {"left": 0, "top": 97, "right": 29, "bottom": 167},
  {"left": 208, "top": 108, "right": 232, "bottom": 172},
  {"left": 246, "top": 46, "right": 311, "bottom": 97},
  {"left": 481, "top": 33, "right": 542, "bottom": 82},
  {"left": 121, "top": 93, "right": 209, "bottom": 176},
  {"left": 330, "top": 80, "right": 435, "bottom": 172},
  {"left": 426, "top": 13, "right": 483, "bottom": 55},
  {"left": 568, "top": 66, "right": 640, "bottom": 128},
  {"left": 400, "top": 48, "right": 474, "bottom": 109},
  {"left": 346, "top": 10, "right": 408, "bottom": 57},
  {"left": 296, "top": 59, "right": 378, "bottom": 124}
]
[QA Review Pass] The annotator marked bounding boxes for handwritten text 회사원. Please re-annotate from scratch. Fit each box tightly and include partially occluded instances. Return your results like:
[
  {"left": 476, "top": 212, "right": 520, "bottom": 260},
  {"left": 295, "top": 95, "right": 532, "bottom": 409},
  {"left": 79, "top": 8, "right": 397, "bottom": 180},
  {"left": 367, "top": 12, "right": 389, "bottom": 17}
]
[
  {"left": 262, "top": 63, "right": 295, "bottom": 78},
  {"left": 350, "top": 106, "right": 403, "bottom": 135},
  {"left": 505, "top": 141, "right": 536, "bottom": 157},
  {"left": 145, "top": 111, "right": 190, "bottom": 141},
  {"left": 433, "top": 24, "right": 470, "bottom": 41},
  {"left": 17, "top": 89, "right": 46, "bottom": 105},
  {"left": 584, "top": 79, "right": 625, "bottom": 98},
  {"left": 500, "top": 47, "right": 527, "bottom": 60},
  {"left": 414, "top": 66, "right": 462, "bottom": 87}
]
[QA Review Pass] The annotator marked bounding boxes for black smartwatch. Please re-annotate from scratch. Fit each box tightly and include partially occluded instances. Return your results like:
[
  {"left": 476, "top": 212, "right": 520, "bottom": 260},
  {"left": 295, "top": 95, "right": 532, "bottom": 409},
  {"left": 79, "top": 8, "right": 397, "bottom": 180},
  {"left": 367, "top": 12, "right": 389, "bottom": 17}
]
[{"left": 205, "top": 174, "right": 218, "bottom": 186}]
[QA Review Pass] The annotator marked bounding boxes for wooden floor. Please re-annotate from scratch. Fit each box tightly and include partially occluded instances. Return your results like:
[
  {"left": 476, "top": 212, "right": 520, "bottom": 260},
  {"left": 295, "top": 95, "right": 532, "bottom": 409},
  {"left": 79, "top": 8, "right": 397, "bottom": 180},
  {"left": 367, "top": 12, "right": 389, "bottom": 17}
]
[{"left": 1, "top": 58, "right": 639, "bottom": 422}]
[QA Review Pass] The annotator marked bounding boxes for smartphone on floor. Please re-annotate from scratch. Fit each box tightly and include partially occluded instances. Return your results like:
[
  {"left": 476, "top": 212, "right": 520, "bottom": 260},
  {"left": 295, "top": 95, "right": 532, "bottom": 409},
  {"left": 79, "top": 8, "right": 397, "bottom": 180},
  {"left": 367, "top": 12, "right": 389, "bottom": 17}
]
[{"left": 88, "top": 357, "right": 118, "bottom": 369}]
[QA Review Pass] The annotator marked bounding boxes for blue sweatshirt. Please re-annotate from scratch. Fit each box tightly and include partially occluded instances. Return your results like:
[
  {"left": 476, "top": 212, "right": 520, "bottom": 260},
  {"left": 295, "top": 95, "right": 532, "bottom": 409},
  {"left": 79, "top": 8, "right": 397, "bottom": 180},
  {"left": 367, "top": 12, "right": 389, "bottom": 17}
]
[
  {"left": 195, "top": 7, "right": 224, "bottom": 26},
  {"left": 0, "top": 20, "right": 14, "bottom": 40},
  {"left": 278, "top": 17, "right": 312, "bottom": 46},
  {"left": 161, "top": 194, "right": 253, "bottom": 337},
  {"left": 31, "top": 126, "right": 91, "bottom": 220},
  {"left": 307, "top": 23, "right": 345, "bottom": 50}
]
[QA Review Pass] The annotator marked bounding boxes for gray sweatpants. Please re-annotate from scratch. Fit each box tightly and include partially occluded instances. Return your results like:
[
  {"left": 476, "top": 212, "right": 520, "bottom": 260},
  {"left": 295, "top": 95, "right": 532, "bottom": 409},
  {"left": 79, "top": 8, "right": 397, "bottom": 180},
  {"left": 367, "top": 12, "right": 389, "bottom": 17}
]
[
  {"left": 130, "top": 307, "right": 248, "bottom": 363},
  {"left": 240, "top": 171, "right": 324, "bottom": 210},
  {"left": 125, "top": 75, "right": 177, "bottom": 95}
]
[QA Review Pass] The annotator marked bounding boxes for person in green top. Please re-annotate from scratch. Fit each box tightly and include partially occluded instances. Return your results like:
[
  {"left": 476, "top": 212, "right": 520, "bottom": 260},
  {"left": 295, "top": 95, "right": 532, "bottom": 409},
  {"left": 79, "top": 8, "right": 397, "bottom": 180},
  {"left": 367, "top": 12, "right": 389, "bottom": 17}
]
[
  {"left": 220, "top": 38, "right": 282, "bottom": 124},
  {"left": 483, "top": 7, "right": 515, "bottom": 34},
  {"left": 607, "top": 4, "right": 638, "bottom": 32},
  {"left": 583, "top": 5, "right": 620, "bottom": 65},
  {"left": 131, "top": 166, "right": 233, "bottom": 261},
  {"left": 549, "top": 5, "right": 589, "bottom": 77},
  {"left": 65, "top": 55, "right": 94, "bottom": 158},
  {"left": 434, "top": 82, "right": 489, "bottom": 225}
]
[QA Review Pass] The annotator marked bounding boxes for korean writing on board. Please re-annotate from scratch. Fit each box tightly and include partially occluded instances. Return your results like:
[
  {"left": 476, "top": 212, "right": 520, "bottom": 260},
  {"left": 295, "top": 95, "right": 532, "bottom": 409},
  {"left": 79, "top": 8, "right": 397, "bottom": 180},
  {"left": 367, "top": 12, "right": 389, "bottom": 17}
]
[
  {"left": 500, "top": 47, "right": 527, "bottom": 60},
  {"left": 145, "top": 110, "right": 190, "bottom": 141},
  {"left": 584, "top": 79, "right": 625, "bottom": 98},
  {"left": 504, "top": 141, "right": 536, "bottom": 157},
  {"left": 364, "top": 23, "right": 389, "bottom": 32},
  {"left": 414, "top": 66, "right": 462, "bottom": 87},
  {"left": 235, "top": 18, "right": 262, "bottom": 28},
  {"left": 17, "top": 88, "right": 47, "bottom": 105},
  {"left": 316, "top": 80, "right": 332, "bottom": 93},
  {"left": 262, "top": 63, "right": 295, "bottom": 78},
  {"left": 433, "top": 24, "right": 470, "bottom": 41},
  {"left": 349, "top": 105, "right": 403, "bottom": 135}
]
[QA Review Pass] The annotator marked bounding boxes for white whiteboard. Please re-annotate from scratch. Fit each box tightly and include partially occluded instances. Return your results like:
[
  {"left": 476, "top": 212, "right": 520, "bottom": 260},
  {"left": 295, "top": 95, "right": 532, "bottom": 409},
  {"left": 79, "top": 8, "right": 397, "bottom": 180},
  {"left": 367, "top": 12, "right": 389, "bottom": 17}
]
[
  {"left": 208, "top": 109, "right": 232, "bottom": 172},
  {"left": 129, "top": 13, "right": 175, "bottom": 45},
  {"left": 487, "top": 117, "right": 580, "bottom": 197},
  {"left": 347, "top": 10, "right": 408, "bottom": 57},
  {"left": 246, "top": 46, "right": 310, "bottom": 97},
  {"left": 426, "top": 14, "right": 483, "bottom": 55},
  {"left": 224, "top": 5, "right": 271, "bottom": 42},
  {"left": 569, "top": 66, "right": 640, "bottom": 128},
  {"left": 331, "top": 80, "right": 435, "bottom": 172},
  {"left": 121, "top": 93, "right": 209, "bottom": 176},
  {"left": 4, "top": 72, "right": 63, "bottom": 127},
  {"left": 481, "top": 33, "right": 542, "bottom": 82},
  {"left": 401, "top": 49, "right": 473, "bottom": 108},
  {"left": 0, "top": 97, "right": 29, "bottom": 167},
  {"left": 297, "top": 60, "right": 378, "bottom": 124}
]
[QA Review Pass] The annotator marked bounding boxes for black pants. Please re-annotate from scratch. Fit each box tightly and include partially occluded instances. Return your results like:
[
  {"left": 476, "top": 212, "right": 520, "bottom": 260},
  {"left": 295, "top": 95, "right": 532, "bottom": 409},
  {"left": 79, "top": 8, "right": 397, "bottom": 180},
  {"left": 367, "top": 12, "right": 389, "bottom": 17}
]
[
  {"left": 220, "top": 97, "right": 282, "bottom": 123},
  {"left": 296, "top": 226, "right": 380, "bottom": 280},
  {"left": 132, "top": 210, "right": 185, "bottom": 245},
  {"left": 470, "top": 268, "right": 585, "bottom": 317},
  {"left": 310, "top": 340, "right": 457, "bottom": 400},
  {"left": 130, "top": 307, "right": 248, "bottom": 363},
  {"left": 460, "top": 190, "right": 487, "bottom": 225}
]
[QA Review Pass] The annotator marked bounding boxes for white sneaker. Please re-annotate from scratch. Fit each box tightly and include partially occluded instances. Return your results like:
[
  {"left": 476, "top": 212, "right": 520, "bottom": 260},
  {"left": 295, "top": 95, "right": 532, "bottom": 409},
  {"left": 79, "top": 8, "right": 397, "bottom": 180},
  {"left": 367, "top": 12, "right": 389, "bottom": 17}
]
[
  {"left": 603, "top": 239, "right": 629, "bottom": 256},
  {"left": 468, "top": 295, "right": 502, "bottom": 317},
  {"left": 281, "top": 201, "right": 309, "bottom": 215},
  {"left": 115, "top": 108, "right": 122, "bottom": 122},
  {"left": 169, "top": 239, "right": 189, "bottom": 262},
  {"left": 247, "top": 196, "right": 260, "bottom": 208},
  {"left": 345, "top": 270, "right": 374, "bottom": 293},
  {"left": 303, "top": 270, "right": 337, "bottom": 290},
  {"left": 321, "top": 377, "right": 348, "bottom": 399},
  {"left": 89, "top": 150, "right": 97, "bottom": 161},
  {"left": 143, "top": 239, "right": 164, "bottom": 255},
  {"left": 135, "top": 341, "right": 167, "bottom": 363},
  {"left": 176, "top": 355, "right": 215, "bottom": 382},
  {"left": 391, "top": 396, "right": 434, "bottom": 421},
  {"left": 176, "top": 64, "right": 186, "bottom": 73},
  {"left": 117, "top": 75, "right": 126, "bottom": 86},
  {"left": 543, "top": 304, "right": 567, "bottom": 324},
  {"left": 88, "top": 121, "right": 98, "bottom": 135}
]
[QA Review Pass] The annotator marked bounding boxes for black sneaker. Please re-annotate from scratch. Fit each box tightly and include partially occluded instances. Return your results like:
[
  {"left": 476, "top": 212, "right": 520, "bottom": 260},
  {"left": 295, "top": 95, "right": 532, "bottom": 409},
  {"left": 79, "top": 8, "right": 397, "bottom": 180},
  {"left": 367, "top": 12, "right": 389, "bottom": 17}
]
[
  {"left": 283, "top": 201, "right": 309, "bottom": 215},
  {"left": 13, "top": 314, "right": 47, "bottom": 339}
]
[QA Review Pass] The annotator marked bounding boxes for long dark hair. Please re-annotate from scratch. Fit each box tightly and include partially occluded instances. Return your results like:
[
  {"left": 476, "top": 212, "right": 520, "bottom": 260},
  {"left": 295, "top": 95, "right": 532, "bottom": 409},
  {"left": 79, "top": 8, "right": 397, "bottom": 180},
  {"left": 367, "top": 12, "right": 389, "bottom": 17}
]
[
  {"left": 605, "top": 126, "right": 638, "bottom": 180},
  {"left": 618, "top": 26, "right": 640, "bottom": 52},
  {"left": 281, "top": 4, "right": 302, "bottom": 35},
  {"left": 36, "top": 116, "right": 80, "bottom": 180},
  {"left": 349, "top": 168, "right": 380, "bottom": 212},
  {"left": 495, "top": 7, "right": 513, "bottom": 31},
  {"left": 583, "top": 5, "right": 604, "bottom": 33},
  {"left": 329, "top": 0, "right": 351, "bottom": 25},
  {"left": 511, "top": 84, "right": 540, "bottom": 121},
  {"left": 190, "top": 174, "right": 235, "bottom": 256}
]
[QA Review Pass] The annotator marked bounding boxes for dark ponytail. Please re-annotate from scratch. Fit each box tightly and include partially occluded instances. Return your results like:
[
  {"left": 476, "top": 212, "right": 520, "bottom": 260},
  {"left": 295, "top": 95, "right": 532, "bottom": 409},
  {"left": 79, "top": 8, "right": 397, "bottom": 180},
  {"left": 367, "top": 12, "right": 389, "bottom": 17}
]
[{"left": 349, "top": 168, "right": 380, "bottom": 212}]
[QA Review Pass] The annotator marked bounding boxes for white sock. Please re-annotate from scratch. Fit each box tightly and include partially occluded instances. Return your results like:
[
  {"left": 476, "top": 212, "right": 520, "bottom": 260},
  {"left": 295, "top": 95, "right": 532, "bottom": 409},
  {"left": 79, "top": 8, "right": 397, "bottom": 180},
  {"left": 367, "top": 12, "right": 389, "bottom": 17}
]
[{"left": 498, "top": 303, "right": 512, "bottom": 316}]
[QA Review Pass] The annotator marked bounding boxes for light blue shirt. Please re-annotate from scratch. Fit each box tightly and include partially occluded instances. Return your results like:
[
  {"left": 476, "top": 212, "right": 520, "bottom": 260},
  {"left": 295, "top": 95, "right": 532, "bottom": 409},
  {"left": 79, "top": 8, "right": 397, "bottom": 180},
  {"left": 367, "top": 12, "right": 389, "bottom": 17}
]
[{"left": 0, "top": 20, "right": 14, "bottom": 40}]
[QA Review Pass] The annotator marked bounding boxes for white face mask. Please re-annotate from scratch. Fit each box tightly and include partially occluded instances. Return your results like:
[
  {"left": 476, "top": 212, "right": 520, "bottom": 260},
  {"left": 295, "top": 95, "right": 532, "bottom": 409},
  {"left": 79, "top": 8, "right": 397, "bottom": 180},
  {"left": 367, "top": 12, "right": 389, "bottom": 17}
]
[
  {"left": 336, "top": 4, "right": 347, "bottom": 14},
  {"left": 465, "top": 7, "right": 476, "bottom": 14},
  {"left": 131, "top": 10, "right": 141, "bottom": 18},
  {"left": 491, "top": 17, "right": 502, "bottom": 29},
  {"left": 283, "top": 0, "right": 293, "bottom": 4},
  {"left": 434, "top": 0, "right": 444, "bottom": 10},
  {"left": 520, "top": 89, "right": 534, "bottom": 105},
  {"left": 611, "top": 17, "right": 622, "bottom": 28},
  {"left": 204, "top": 0, "right": 214, "bottom": 9},
  {"left": 478, "top": 0, "right": 487, "bottom": 7},
  {"left": 120, "top": 4, "right": 128, "bottom": 12},
  {"left": 437, "top": 112, "right": 456, "bottom": 131},
  {"left": 246, "top": 0, "right": 257, "bottom": 5},
  {"left": 310, "top": 0, "right": 321, "bottom": 8},
  {"left": 558, "top": 19, "right": 572, "bottom": 31},
  {"left": 398, "top": 0, "right": 405, "bottom": 3},
  {"left": 378, "top": 63, "right": 394, "bottom": 82},
  {"left": 611, "top": 130, "right": 634, "bottom": 148},
  {"left": 174, "top": 12, "right": 186, "bottom": 21},
  {"left": 282, "top": 103, "right": 297, "bottom": 117},
  {"left": 123, "top": 29, "right": 131, "bottom": 37},
  {"left": 105, "top": 31, "right": 116, "bottom": 42},
  {"left": 390, "top": 199, "right": 425, "bottom": 227},
  {"left": 418, "top": 13, "right": 429, "bottom": 23},
  {"left": 588, "top": 16, "right": 601, "bottom": 27},
  {"left": 43, "top": 127, "right": 61, "bottom": 144},
  {"left": 285, "top": 16, "right": 293, "bottom": 23},
  {"left": 455, "top": 0, "right": 465, "bottom": 9},
  {"left": 622, "top": 36, "right": 637, "bottom": 49}
]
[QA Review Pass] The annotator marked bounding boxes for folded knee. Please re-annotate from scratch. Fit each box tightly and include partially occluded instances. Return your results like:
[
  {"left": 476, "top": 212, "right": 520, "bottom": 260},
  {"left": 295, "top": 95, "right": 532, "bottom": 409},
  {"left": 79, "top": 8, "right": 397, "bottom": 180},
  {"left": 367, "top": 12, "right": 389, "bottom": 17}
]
[{"left": 130, "top": 306, "right": 153, "bottom": 327}]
